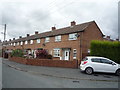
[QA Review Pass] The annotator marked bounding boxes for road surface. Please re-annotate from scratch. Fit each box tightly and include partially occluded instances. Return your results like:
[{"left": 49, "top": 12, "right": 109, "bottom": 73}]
[{"left": 1, "top": 58, "right": 119, "bottom": 88}]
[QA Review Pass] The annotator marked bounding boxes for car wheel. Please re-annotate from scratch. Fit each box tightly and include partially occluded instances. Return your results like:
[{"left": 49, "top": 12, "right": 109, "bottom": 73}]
[
  {"left": 85, "top": 67, "right": 93, "bottom": 75},
  {"left": 116, "top": 69, "right": 120, "bottom": 76}
]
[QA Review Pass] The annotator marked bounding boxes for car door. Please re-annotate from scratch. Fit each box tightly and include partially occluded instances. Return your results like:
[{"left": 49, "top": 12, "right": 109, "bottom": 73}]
[
  {"left": 91, "top": 58, "right": 103, "bottom": 72},
  {"left": 100, "top": 59, "right": 117, "bottom": 73}
]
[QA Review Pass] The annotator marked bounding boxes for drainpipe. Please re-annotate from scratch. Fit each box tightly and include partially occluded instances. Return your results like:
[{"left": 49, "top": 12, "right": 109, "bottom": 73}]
[{"left": 80, "top": 32, "right": 83, "bottom": 62}]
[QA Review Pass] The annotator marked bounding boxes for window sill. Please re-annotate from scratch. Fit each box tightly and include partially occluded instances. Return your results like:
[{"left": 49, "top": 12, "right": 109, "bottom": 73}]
[
  {"left": 73, "top": 57, "right": 77, "bottom": 59},
  {"left": 69, "top": 39, "right": 77, "bottom": 41},
  {"left": 53, "top": 56, "right": 60, "bottom": 58},
  {"left": 55, "top": 41, "right": 61, "bottom": 42}
]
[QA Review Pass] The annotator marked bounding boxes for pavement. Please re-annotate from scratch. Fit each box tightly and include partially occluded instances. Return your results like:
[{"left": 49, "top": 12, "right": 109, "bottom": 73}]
[{"left": 1, "top": 58, "right": 119, "bottom": 82}]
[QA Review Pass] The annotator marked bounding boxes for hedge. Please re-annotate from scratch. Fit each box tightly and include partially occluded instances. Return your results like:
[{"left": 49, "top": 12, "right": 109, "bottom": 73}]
[{"left": 90, "top": 40, "right": 120, "bottom": 64}]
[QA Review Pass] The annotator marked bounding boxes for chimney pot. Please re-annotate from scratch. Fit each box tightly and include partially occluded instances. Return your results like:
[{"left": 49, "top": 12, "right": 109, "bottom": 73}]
[
  {"left": 35, "top": 31, "right": 38, "bottom": 34},
  {"left": 106, "top": 36, "right": 110, "bottom": 39},
  {"left": 9, "top": 39, "right": 11, "bottom": 41},
  {"left": 71, "top": 21, "right": 76, "bottom": 26},
  {"left": 116, "top": 38, "right": 119, "bottom": 41},
  {"left": 13, "top": 38, "right": 15, "bottom": 40},
  {"left": 52, "top": 27, "right": 56, "bottom": 31},
  {"left": 19, "top": 36, "right": 22, "bottom": 38},
  {"left": 27, "top": 34, "right": 30, "bottom": 37}
]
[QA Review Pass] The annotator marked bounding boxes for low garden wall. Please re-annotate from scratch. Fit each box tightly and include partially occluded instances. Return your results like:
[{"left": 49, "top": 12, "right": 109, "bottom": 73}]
[{"left": 9, "top": 57, "right": 78, "bottom": 68}]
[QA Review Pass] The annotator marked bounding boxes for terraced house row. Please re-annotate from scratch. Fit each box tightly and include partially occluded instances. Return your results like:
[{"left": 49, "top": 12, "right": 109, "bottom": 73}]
[{"left": 2, "top": 21, "right": 104, "bottom": 62}]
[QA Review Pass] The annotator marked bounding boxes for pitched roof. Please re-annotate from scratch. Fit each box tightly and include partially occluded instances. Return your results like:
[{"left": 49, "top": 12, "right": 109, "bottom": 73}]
[{"left": 3, "top": 21, "right": 96, "bottom": 44}]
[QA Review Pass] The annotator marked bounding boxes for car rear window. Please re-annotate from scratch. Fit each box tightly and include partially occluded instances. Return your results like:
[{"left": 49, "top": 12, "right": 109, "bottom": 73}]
[
  {"left": 83, "top": 57, "right": 88, "bottom": 61},
  {"left": 91, "top": 58, "right": 101, "bottom": 63}
]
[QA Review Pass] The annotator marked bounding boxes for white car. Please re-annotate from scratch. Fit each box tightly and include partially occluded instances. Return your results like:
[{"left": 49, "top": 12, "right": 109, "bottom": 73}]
[{"left": 80, "top": 56, "right": 120, "bottom": 75}]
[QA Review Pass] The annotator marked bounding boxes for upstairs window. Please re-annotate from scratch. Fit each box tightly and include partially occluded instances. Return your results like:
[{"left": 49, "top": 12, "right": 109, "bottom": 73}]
[
  {"left": 55, "top": 35, "right": 61, "bottom": 42},
  {"left": 20, "top": 41, "right": 23, "bottom": 45},
  {"left": 25, "top": 41, "right": 28, "bottom": 44},
  {"left": 13, "top": 43, "right": 16, "bottom": 46},
  {"left": 37, "top": 39, "right": 40, "bottom": 43},
  {"left": 11, "top": 43, "right": 13, "bottom": 46},
  {"left": 45, "top": 37, "right": 50, "bottom": 43},
  {"left": 30, "top": 40, "right": 33, "bottom": 44},
  {"left": 69, "top": 33, "right": 77, "bottom": 40},
  {"left": 25, "top": 41, "right": 28, "bottom": 45},
  {"left": 17, "top": 42, "right": 19, "bottom": 45}
]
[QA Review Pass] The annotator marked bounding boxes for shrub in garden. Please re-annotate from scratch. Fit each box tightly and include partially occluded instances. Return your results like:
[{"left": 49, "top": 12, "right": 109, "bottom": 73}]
[
  {"left": 90, "top": 40, "right": 120, "bottom": 63},
  {"left": 11, "top": 49, "right": 23, "bottom": 57},
  {"left": 47, "top": 54, "right": 53, "bottom": 59},
  {"left": 36, "top": 49, "right": 52, "bottom": 59}
]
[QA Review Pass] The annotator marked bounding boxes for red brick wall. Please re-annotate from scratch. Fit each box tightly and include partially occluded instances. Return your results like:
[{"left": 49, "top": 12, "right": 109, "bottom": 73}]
[
  {"left": 9, "top": 57, "right": 27, "bottom": 64},
  {"left": 9, "top": 57, "right": 78, "bottom": 68},
  {"left": 82, "top": 21, "right": 103, "bottom": 55}
]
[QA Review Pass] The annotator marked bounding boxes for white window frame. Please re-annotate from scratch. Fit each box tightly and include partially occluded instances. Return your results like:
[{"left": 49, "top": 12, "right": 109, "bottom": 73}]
[
  {"left": 17, "top": 42, "right": 19, "bottom": 45},
  {"left": 45, "top": 37, "right": 50, "bottom": 43},
  {"left": 20, "top": 41, "right": 23, "bottom": 45},
  {"left": 53, "top": 48, "right": 60, "bottom": 57},
  {"left": 11, "top": 43, "right": 13, "bottom": 46},
  {"left": 73, "top": 49, "right": 77, "bottom": 59},
  {"left": 55, "top": 35, "right": 61, "bottom": 42},
  {"left": 69, "top": 33, "right": 77, "bottom": 40},
  {"left": 30, "top": 40, "right": 33, "bottom": 44},
  {"left": 13, "top": 43, "right": 16, "bottom": 46},
  {"left": 37, "top": 39, "right": 40, "bottom": 43},
  {"left": 25, "top": 41, "right": 28, "bottom": 45}
]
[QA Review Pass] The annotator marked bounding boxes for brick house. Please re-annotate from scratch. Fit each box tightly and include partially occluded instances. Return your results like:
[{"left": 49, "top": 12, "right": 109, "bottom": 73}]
[{"left": 2, "top": 21, "right": 104, "bottom": 62}]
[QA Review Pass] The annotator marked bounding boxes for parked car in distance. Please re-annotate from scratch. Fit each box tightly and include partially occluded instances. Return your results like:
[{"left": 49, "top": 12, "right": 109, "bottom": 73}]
[{"left": 80, "top": 56, "right": 120, "bottom": 75}]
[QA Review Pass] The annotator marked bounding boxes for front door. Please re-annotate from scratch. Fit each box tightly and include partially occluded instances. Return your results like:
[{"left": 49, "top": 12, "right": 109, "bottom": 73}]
[{"left": 64, "top": 50, "right": 70, "bottom": 60}]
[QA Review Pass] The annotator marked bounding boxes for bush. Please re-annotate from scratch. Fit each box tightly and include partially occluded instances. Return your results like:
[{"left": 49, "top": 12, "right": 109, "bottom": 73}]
[
  {"left": 36, "top": 49, "right": 52, "bottom": 59},
  {"left": 90, "top": 40, "right": 120, "bottom": 63},
  {"left": 11, "top": 49, "right": 23, "bottom": 57},
  {"left": 47, "top": 54, "right": 53, "bottom": 59}
]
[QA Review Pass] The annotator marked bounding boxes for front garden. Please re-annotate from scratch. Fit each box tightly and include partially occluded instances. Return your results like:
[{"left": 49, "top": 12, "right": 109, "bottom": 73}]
[
  {"left": 10, "top": 48, "right": 52, "bottom": 59},
  {"left": 9, "top": 48, "right": 78, "bottom": 68}
]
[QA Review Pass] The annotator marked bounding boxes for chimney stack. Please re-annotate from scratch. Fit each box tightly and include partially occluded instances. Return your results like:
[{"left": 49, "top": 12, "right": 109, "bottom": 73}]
[
  {"left": 52, "top": 27, "right": 56, "bottom": 31},
  {"left": 106, "top": 36, "right": 110, "bottom": 39},
  {"left": 35, "top": 31, "right": 38, "bottom": 34},
  {"left": 27, "top": 34, "right": 30, "bottom": 37},
  {"left": 9, "top": 39, "right": 11, "bottom": 41},
  {"left": 71, "top": 21, "right": 76, "bottom": 26},
  {"left": 116, "top": 38, "right": 119, "bottom": 41},
  {"left": 19, "top": 36, "right": 22, "bottom": 38},
  {"left": 13, "top": 38, "right": 15, "bottom": 40}
]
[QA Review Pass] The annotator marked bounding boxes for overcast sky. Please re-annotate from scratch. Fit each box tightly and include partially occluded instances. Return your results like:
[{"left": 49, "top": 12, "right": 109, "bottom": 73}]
[{"left": 0, "top": 0, "right": 119, "bottom": 41}]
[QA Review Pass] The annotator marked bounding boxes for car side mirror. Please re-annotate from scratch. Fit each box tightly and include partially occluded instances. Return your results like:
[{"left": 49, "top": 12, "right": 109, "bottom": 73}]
[{"left": 112, "top": 63, "right": 116, "bottom": 65}]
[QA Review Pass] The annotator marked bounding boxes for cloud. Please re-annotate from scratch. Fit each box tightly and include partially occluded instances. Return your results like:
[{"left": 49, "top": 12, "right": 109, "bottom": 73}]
[{"left": 0, "top": 0, "right": 119, "bottom": 41}]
